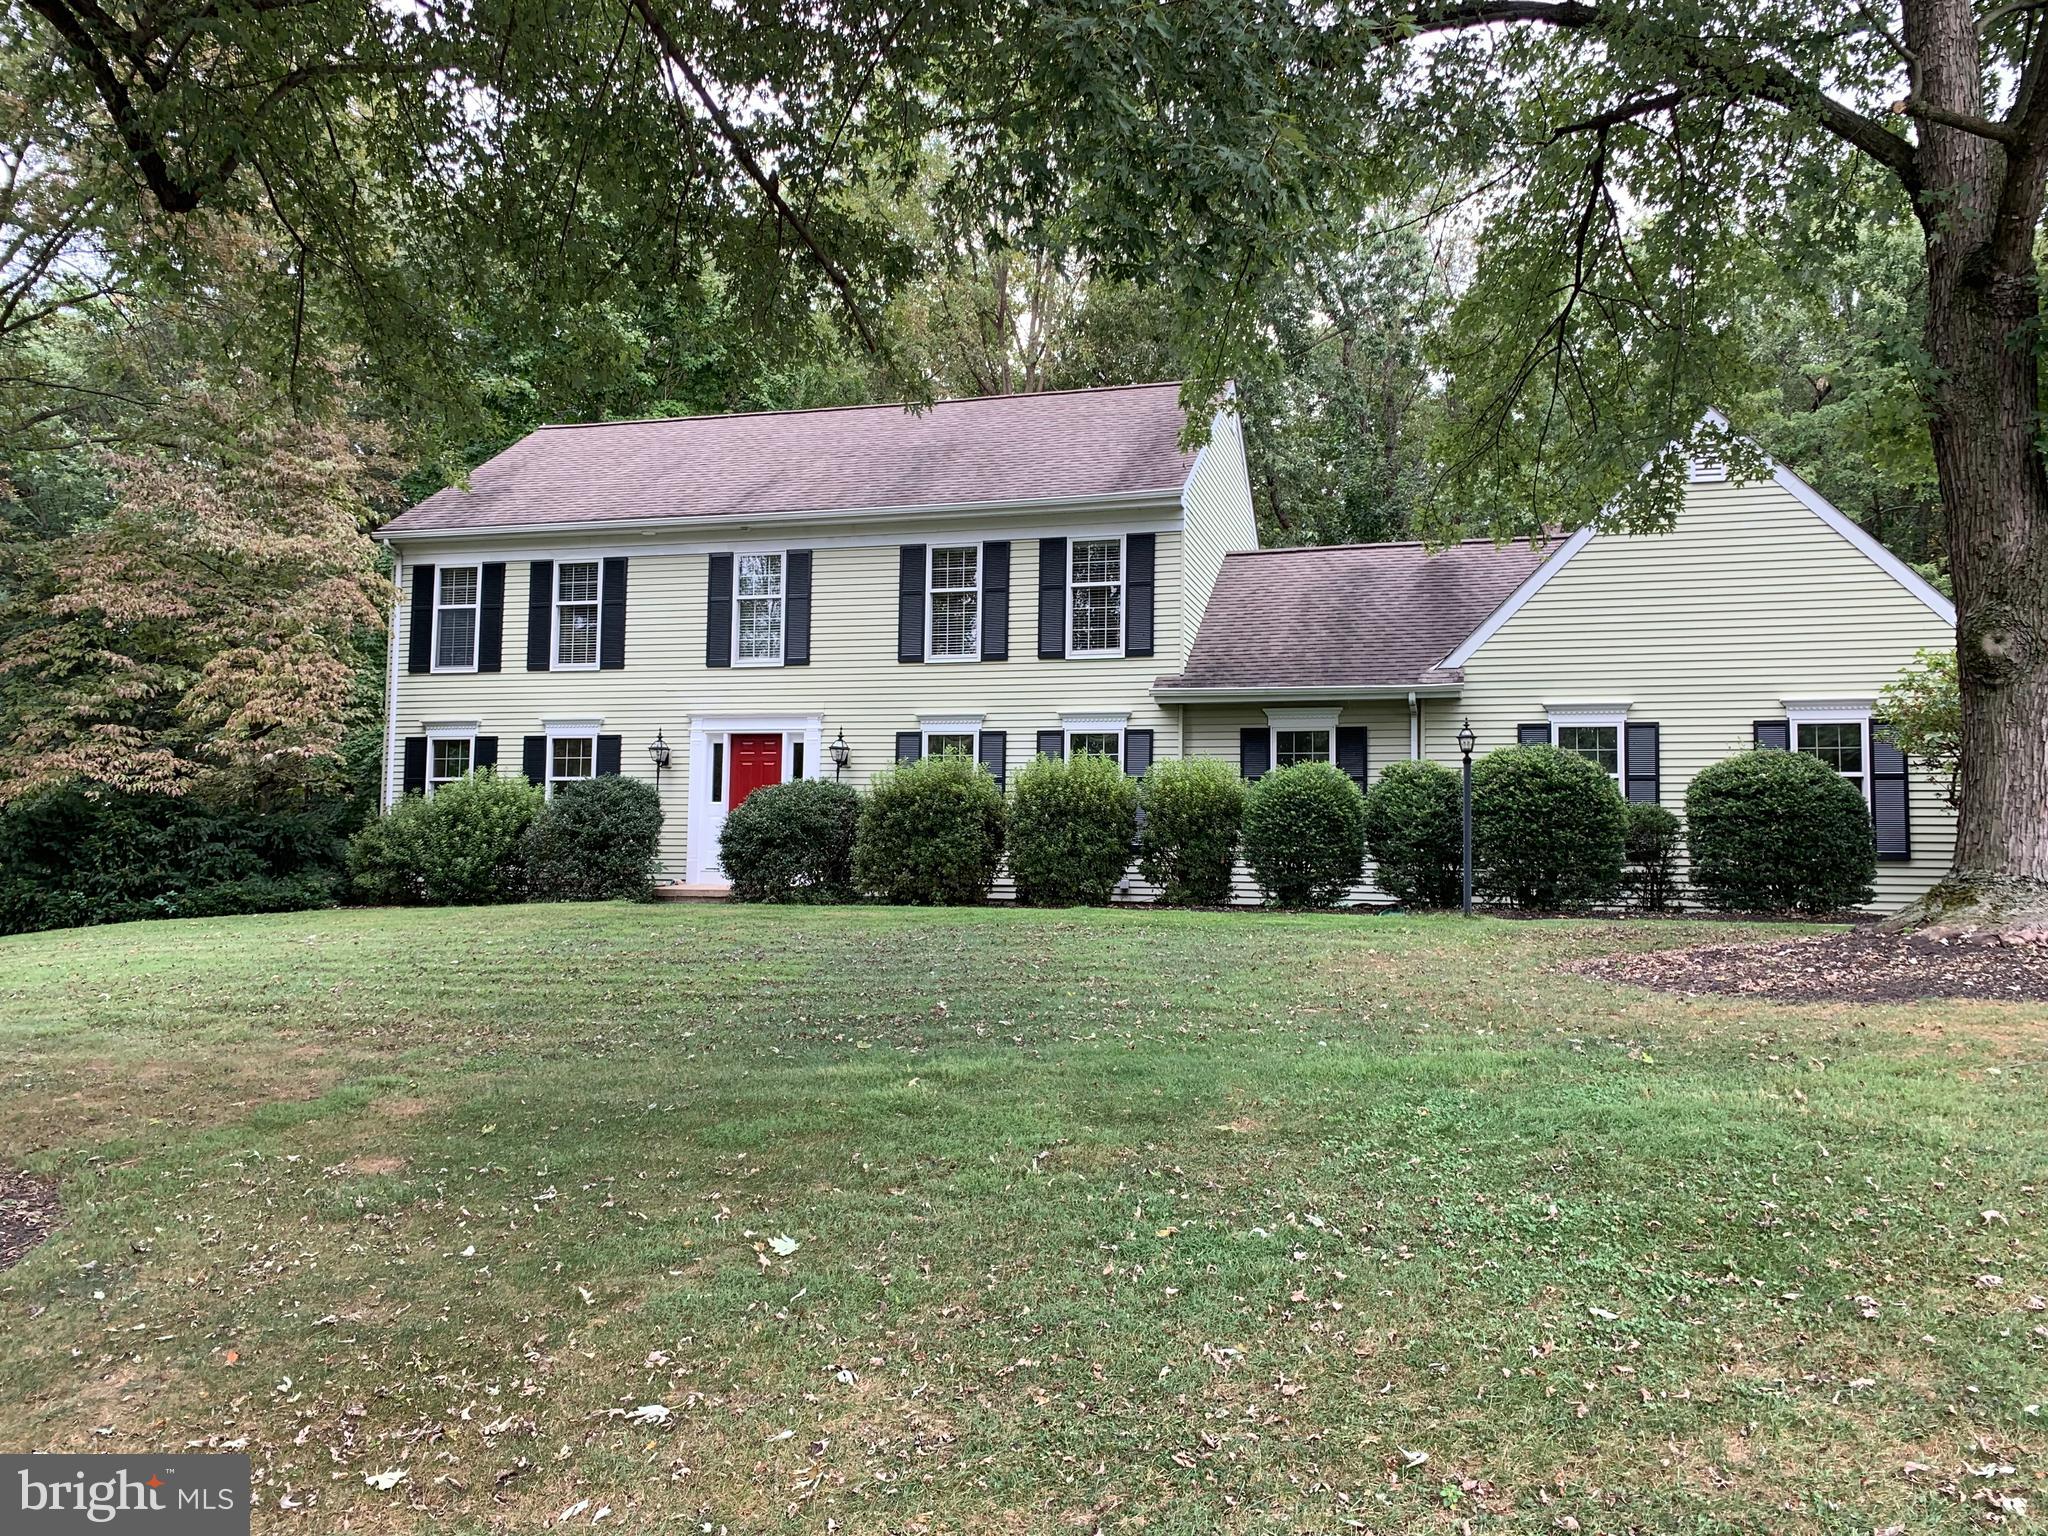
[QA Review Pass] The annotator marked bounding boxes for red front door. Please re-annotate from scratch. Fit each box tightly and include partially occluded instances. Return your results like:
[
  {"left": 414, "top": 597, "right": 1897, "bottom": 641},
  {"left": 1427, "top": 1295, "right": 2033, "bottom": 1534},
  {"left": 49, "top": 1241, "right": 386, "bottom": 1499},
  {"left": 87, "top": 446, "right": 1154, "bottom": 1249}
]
[{"left": 728, "top": 733, "right": 784, "bottom": 809}]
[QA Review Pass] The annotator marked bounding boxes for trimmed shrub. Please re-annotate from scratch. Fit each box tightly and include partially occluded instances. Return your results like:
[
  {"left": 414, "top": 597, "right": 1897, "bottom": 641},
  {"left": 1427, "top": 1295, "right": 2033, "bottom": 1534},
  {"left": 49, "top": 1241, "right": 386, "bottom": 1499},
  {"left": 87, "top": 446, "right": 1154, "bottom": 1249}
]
[
  {"left": 1686, "top": 749, "right": 1876, "bottom": 913},
  {"left": 1470, "top": 745, "right": 1626, "bottom": 910},
  {"left": 852, "top": 752, "right": 1006, "bottom": 905},
  {"left": 524, "top": 775, "right": 664, "bottom": 902},
  {"left": 1622, "top": 801, "right": 1684, "bottom": 913},
  {"left": 1241, "top": 761, "right": 1367, "bottom": 909},
  {"left": 346, "top": 769, "right": 541, "bottom": 905},
  {"left": 1137, "top": 757, "right": 1248, "bottom": 906},
  {"left": 1360, "top": 759, "right": 1463, "bottom": 909},
  {"left": 718, "top": 778, "right": 861, "bottom": 903},
  {"left": 1008, "top": 750, "right": 1140, "bottom": 906}
]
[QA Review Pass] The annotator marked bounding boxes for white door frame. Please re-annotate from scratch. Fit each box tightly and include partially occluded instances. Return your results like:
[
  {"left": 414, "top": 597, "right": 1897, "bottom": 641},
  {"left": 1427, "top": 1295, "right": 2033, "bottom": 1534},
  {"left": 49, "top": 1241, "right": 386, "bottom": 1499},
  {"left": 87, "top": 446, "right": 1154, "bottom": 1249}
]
[{"left": 686, "top": 712, "right": 825, "bottom": 885}]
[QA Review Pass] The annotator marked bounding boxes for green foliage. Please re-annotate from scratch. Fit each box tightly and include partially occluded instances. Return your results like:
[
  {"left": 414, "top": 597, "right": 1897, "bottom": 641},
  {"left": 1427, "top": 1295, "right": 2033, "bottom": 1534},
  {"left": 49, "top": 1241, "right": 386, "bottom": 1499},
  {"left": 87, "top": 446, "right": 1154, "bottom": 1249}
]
[
  {"left": 852, "top": 754, "right": 1006, "bottom": 905},
  {"left": 0, "top": 786, "right": 351, "bottom": 935},
  {"left": 522, "top": 776, "right": 664, "bottom": 902},
  {"left": 718, "top": 778, "right": 862, "bottom": 903},
  {"left": 1622, "top": 801, "right": 1684, "bottom": 913},
  {"left": 1007, "top": 752, "right": 1140, "bottom": 907},
  {"left": 1470, "top": 747, "right": 1626, "bottom": 912},
  {"left": 346, "top": 771, "right": 542, "bottom": 906},
  {"left": 1360, "top": 759, "right": 1464, "bottom": 909},
  {"left": 1686, "top": 751, "right": 1876, "bottom": 914},
  {"left": 1136, "top": 757, "right": 1248, "bottom": 906},
  {"left": 1241, "top": 762, "right": 1367, "bottom": 909},
  {"left": 1878, "top": 648, "right": 1961, "bottom": 807}
]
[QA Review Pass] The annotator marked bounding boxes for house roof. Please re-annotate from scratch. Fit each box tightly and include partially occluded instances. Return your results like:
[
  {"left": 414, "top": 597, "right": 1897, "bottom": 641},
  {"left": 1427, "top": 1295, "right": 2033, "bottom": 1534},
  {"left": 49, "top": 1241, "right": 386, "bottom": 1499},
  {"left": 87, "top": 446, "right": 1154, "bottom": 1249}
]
[
  {"left": 379, "top": 382, "right": 1196, "bottom": 535},
  {"left": 1157, "top": 537, "right": 1555, "bottom": 694}
]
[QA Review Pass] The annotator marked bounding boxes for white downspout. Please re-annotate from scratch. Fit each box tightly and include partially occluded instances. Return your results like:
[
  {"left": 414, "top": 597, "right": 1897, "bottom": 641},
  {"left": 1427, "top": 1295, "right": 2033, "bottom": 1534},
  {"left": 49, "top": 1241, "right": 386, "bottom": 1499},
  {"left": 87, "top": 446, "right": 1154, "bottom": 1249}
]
[{"left": 1408, "top": 692, "right": 1420, "bottom": 760}]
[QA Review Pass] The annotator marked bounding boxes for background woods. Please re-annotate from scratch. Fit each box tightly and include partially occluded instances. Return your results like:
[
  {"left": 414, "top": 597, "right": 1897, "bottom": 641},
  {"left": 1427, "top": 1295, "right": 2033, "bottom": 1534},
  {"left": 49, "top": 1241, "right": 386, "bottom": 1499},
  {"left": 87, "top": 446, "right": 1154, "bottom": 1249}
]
[{"left": 2, "top": 0, "right": 2030, "bottom": 929}]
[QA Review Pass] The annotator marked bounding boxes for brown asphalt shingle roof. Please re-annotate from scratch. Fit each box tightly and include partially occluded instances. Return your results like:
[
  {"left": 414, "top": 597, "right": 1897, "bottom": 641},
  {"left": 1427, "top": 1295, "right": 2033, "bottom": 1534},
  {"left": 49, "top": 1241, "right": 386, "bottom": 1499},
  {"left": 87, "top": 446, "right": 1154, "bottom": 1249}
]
[
  {"left": 381, "top": 382, "right": 1194, "bottom": 534},
  {"left": 1159, "top": 537, "right": 1554, "bottom": 692}
]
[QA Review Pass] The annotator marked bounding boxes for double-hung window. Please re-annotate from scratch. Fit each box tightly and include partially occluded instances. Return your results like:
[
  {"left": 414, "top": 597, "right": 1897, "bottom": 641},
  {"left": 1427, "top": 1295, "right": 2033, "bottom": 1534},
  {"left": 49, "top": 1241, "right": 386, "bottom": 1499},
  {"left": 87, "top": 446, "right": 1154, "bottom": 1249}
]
[
  {"left": 1067, "top": 731, "right": 1121, "bottom": 759},
  {"left": 1068, "top": 537, "right": 1124, "bottom": 656},
  {"left": 927, "top": 546, "right": 980, "bottom": 659},
  {"left": 1274, "top": 729, "right": 1332, "bottom": 767},
  {"left": 554, "top": 561, "right": 600, "bottom": 668},
  {"left": 1798, "top": 721, "right": 1867, "bottom": 800},
  {"left": 426, "top": 732, "right": 473, "bottom": 795},
  {"left": 433, "top": 565, "right": 480, "bottom": 671},
  {"left": 735, "top": 552, "right": 785, "bottom": 664},
  {"left": 926, "top": 732, "right": 977, "bottom": 758},
  {"left": 547, "top": 732, "right": 596, "bottom": 797},
  {"left": 1554, "top": 725, "right": 1621, "bottom": 781}
]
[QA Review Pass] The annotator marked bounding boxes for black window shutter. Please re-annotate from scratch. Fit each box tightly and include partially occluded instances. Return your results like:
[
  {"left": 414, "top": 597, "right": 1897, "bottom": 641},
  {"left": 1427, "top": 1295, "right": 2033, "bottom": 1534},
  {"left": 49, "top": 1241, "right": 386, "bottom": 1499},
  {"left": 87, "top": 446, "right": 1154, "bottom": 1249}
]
[
  {"left": 1123, "top": 728, "right": 1155, "bottom": 777},
  {"left": 521, "top": 735, "right": 546, "bottom": 786},
  {"left": 1517, "top": 723, "right": 1549, "bottom": 746},
  {"left": 599, "top": 558, "right": 628, "bottom": 669},
  {"left": 1625, "top": 722, "right": 1661, "bottom": 803},
  {"left": 1753, "top": 719, "right": 1791, "bottom": 750},
  {"left": 408, "top": 564, "right": 435, "bottom": 673},
  {"left": 895, "top": 730, "right": 922, "bottom": 764},
  {"left": 1037, "top": 537, "right": 1067, "bottom": 658},
  {"left": 473, "top": 735, "right": 498, "bottom": 771},
  {"left": 1125, "top": 533, "right": 1156, "bottom": 657},
  {"left": 706, "top": 554, "right": 733, "bottom": 668},
  {"left": 898, "top": 545, "right": 926, "bottom": 663},
  {"left": 1036, "top": 728, "right": 1064, "bottom": 760},
  {"left": 596, "top": 734, "right": 622, "bottom": 776},
  {"left": 478, "top": 563, "right": 506, "bottom": 672},
  {"left": 979, "top": 729, "right": 1008, "bottom": 791},
  {"left": 1239, "top": 727, "right": 1270, "bottom": 780},
  {"left": 981, "top": 541, "right": 1010, "bottom": 661},
  {"left": 1335, "top": 725, "right": 1368, "bottom": 790},
  {"left": 402, "top": 736, "right": 428, "bottom": 795},
  {"left": 526, "top": 560, "right": 553, "bottom": 671},
  {"left": 1872, "top": 721, "right": 1912, "bottom": 859},
  {"left": 784, "top": 550, "right": 812, "bottom": 666}
]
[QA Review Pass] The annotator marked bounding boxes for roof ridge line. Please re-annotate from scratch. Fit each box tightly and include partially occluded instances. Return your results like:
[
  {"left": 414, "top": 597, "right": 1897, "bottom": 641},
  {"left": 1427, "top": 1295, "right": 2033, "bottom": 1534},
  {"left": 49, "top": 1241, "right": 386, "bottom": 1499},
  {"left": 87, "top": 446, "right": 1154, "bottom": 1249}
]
[{"left": 531, "top": 380, "right": 1187, "bottom": 433}]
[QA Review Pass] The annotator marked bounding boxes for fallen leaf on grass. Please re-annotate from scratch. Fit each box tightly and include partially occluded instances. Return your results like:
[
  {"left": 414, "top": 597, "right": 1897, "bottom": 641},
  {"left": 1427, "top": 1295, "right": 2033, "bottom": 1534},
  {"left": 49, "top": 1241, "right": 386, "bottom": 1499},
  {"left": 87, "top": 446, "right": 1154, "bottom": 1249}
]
[
  {"left": 767, "top": 1235, "right": 799, "bottom": 1257},
  {"left": 364, "top": 1468, "right": 406, "bottom": 1491}
]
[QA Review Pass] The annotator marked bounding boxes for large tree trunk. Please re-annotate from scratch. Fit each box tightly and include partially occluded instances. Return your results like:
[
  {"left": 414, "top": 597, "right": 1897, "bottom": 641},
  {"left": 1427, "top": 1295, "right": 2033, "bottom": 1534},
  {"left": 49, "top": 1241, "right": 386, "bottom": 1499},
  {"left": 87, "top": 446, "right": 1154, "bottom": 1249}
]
[{"left": 1901, "top": 51, "right": 2048, "bottom": 929}]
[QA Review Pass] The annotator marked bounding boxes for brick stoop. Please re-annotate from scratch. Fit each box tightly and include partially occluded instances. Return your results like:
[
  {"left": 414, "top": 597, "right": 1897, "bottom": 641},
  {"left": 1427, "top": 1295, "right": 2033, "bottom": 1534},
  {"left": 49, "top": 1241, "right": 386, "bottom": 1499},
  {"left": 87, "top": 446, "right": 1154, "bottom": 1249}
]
[{"left": 654, "top": 883, "right": 730, "bottom": 903}]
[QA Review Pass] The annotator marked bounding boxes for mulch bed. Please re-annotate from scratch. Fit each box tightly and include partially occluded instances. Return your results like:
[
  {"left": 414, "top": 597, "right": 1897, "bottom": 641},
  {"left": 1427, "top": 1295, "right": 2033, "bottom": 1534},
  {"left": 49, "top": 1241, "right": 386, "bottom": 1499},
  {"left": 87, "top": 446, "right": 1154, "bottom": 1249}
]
[
  {"left": 1575, "top": 928, "right": 2048, "bottom": 1003},
  {"left": 0, "top": 1169, "right": 59, "bottom": 1270}
]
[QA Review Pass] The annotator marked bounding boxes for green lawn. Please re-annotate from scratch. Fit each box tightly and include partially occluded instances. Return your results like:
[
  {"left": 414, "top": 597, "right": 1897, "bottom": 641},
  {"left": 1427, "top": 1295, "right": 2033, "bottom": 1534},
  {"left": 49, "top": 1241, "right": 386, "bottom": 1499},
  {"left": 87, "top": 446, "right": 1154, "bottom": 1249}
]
[{"left": 0, "top": 905, "right": 2040, "bottom": 1534}]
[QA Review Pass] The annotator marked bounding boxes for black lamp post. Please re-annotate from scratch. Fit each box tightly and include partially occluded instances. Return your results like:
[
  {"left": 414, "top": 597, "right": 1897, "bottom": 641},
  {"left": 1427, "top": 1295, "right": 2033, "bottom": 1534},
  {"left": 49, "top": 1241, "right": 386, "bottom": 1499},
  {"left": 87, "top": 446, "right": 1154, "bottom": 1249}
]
[
  {"left": 829, "top": 730, "right": 851, "bottom": 782},
  {"left": 1457, "top": 719, "right": 1477, "bottom": 917}
]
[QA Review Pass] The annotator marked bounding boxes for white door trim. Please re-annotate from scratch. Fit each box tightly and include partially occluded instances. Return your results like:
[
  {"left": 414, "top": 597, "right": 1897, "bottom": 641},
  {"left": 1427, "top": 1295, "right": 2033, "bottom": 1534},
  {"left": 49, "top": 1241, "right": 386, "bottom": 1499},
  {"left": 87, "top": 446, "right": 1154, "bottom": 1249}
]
[{"left": 685, "top": 712, "right": 825, "bottom": 885}]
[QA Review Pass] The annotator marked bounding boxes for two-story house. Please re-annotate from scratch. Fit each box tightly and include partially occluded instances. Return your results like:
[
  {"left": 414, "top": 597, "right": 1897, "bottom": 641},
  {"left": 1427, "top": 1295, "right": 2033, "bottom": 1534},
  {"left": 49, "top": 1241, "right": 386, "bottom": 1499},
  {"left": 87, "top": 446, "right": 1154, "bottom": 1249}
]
[
  {"left": 377, "top": 385, "right": 1960, "bottom": 911},
  {"left": 375, "top": 383, "right": 1256, "bottom": 888}
]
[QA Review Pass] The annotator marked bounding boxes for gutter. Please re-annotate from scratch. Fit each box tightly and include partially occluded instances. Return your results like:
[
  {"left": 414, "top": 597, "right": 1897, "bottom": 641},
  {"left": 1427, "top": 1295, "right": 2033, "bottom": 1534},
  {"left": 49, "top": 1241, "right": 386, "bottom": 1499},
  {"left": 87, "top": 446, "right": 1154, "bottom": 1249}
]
[
  {"left": 374, "top": 486, "right": 1187, "bottom": 545},
  {"left": 1150, "top": 683, "right": 1463, "bottom": 704}
]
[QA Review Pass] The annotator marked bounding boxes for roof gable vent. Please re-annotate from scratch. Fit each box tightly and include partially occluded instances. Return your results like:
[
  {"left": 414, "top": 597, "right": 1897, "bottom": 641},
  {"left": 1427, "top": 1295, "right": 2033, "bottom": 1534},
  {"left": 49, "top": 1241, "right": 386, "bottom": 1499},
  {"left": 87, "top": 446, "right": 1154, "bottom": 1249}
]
[{"left": 1688, "top": 454, "right": 1727, "bottom": 483}]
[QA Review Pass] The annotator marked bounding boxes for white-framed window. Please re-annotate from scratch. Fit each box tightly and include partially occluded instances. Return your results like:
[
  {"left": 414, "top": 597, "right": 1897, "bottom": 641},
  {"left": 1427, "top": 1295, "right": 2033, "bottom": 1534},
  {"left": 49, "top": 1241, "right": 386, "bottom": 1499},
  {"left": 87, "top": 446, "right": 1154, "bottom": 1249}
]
[
  {"left": 735, "top": 551, "right": 785, "bottom": 664},
  {"left": 1061, "top": 712, "right": 1128, "bottom": 762},
  {"left": 1067, "top": 536, "right": 1124, "bottom": 657},
  {"left": 927, "top": 546, "right": 980, "bottom": 660},
  {"left": 426, "top": 730, "right": 475, "bottom": 796},
  {"left": 1785, "top": 699, "right": 1874, "bottom": 806},
  {"left": 432, "top": 565, "right": 480, "bottom": 672},
  {"left": 921, "top": 714, "right": 983, "bottom": 761},
  {"left": 546, "top": 725, "right": 597, "bottom": 797},
  {"left": 553, "top": 561, "right": 600, "bottom": 669},
  {"left": 1265, "top": 708, "right": 1339, "bottom": 770},
  {"left": 1546, "top": 706, "right": 1629, "bottom": 786}
]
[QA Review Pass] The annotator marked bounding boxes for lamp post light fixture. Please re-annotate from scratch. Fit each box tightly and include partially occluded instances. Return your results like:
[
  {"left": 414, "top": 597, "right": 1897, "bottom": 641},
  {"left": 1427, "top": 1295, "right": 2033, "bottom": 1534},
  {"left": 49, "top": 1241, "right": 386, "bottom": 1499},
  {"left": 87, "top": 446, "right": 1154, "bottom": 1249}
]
[
  {"left": 647, "top": 730, "right": 671, "bottom": 781},
  {"left": 829, "top": 730, "right": 851, "bottom": 782},
  {"left": 1457, "top": 719, "right": 1477, "bottom": 917}
]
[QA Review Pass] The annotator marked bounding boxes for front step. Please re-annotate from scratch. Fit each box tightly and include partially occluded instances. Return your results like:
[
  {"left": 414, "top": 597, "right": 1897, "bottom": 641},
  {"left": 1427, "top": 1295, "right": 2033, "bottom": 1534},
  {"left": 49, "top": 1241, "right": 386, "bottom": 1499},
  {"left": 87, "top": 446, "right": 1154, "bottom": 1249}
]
[{"left": 654, "top": 882, "right": 730, "bottom": 903}]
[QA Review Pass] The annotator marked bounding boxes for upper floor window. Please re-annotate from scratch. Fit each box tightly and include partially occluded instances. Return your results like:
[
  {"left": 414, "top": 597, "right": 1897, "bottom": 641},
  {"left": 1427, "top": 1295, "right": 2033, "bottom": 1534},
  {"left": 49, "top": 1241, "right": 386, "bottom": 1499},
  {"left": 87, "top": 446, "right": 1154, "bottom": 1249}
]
[
  {"left": 1068, "top": 537, "right": 1124, "bottom": 656},
  {"left": 433, "top": 565, "right": 480, "bottom": 671},
  {"left": 1274, "top": 729, "right": 1331, "bottom": 768},
  {"left": 1798, "top": 720, "right": 1866, "bottom": 798},
  {"left": 554, "top": 561, "right": 600, "bottom": 669},
  {"left": 928, "top": 546, "right": 980, "bottom": 659},
  {"left": 736, "top": 552, "right": 784, "bottom": 664}
]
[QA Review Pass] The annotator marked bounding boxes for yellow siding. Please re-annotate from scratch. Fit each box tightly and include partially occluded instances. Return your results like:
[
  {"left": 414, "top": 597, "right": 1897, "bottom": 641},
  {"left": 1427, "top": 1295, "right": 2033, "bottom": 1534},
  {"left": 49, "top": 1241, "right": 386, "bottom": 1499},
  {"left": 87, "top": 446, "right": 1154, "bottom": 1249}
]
[
  {"left": 388, "top": 518, "right": 1187, "bottom": 881},
  {"left": 1179, "top": 410, "right": 1260, "bottom": 649},
  {"left": 1425, "top": 477, "right": 1956, "bottom": 912}
]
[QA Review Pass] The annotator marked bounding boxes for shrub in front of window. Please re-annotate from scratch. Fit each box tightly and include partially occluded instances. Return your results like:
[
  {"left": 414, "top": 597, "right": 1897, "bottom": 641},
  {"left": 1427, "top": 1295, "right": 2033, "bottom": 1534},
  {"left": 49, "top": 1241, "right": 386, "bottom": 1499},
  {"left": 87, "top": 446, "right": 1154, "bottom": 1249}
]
[
  {"left": 1008, "top": 750, "right": 1140, "bottom": 906},
  {"left": 524, "top": 775, "right": 664, "bottom": 902},
  {"left": 718, "top": 778, "right": 861, "bottom": 903},
  {"left": 1685, "top": 749, "right": 1876, "bottom": 913},
  {"left": 852, "top": 752, "right": 1006, "bottom": 905},
  {"left": 1360, "top": 760, "right": 1463, "bottom": 909},
  {"left": 345, "top": 769, "right": 542, "bottom": 905},
  {"left": 1136, "top": 757, "right": 1248, "bottom": 906},
  {"left": 1240, "top": 761, "right": 1367, "bottom": 909},
  {"left": 1621, "top": 801, "right": 1684, "bottom": 913},
  {"left": 1470, "top": 745, "right": 1626, "bottom": 911}
]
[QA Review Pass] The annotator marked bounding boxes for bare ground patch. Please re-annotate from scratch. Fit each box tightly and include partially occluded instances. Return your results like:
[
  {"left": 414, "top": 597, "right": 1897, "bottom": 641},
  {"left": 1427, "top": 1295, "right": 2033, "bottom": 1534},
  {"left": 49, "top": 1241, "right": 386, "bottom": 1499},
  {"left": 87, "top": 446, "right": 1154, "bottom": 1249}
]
[
  {"left": 0, "top": 1168, "right": 57, "bottom": 1269},
  {"left": 1573, "top": 928, "right": 2048, "bottom": 1003}
]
